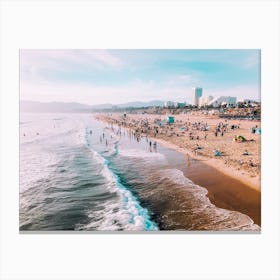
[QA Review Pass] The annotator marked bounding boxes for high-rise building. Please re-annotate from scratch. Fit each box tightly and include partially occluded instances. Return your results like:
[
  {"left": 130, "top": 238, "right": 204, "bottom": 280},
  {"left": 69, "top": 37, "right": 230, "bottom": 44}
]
[{"left": 192, "top": 87, "right": 203, "bottom": 106}]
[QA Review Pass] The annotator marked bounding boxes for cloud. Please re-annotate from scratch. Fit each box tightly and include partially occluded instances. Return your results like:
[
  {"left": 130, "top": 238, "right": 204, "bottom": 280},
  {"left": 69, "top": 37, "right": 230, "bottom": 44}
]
[
  {"left": 166, "top": 74, "right": 198, "bottom": 87},
  {"left": 177, "top": 74, "right": 193, "bottom": 82},
  {"left": 90, "top": 49, "right": 122, "bottom": 67},
  {"left": 20, "top": 77, "right": 193, "bottom": 105},
  {"left": 20, "top": 50, "right": 260, "bottom": 104},
  {"left": 20, "top": 49, "right": 123, "bottom": 78},
  {"left": 242, "top": 51, "right": 260, "bottom": 69}
]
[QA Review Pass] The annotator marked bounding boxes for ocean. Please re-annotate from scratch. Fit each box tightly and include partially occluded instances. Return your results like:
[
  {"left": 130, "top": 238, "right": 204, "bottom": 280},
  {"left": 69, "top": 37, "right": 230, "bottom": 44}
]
[{"left": 19, "top": 113, "right": 260, "bottom": 231}]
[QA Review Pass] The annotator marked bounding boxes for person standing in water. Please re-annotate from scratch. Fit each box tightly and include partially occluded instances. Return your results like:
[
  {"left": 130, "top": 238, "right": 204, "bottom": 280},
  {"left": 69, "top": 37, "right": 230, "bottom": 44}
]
[
  {"left": 186, "top": 154, "right": 191, "bottom": 167},
  {"left": 153, "top": 141, "right": 157, "bottom": 152}
]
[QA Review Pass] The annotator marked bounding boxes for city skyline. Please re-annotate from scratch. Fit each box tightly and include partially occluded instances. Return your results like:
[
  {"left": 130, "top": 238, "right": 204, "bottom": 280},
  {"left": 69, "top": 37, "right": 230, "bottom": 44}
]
[{"left": 20, "top": 49, "right": 260, "bottom": 105}]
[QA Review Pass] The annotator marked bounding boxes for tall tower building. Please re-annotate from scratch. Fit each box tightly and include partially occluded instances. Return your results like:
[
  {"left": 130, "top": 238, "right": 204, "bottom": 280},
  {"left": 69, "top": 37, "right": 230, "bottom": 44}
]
[{"left": 192, "top": 87, "right": 203, "bottom": 106}]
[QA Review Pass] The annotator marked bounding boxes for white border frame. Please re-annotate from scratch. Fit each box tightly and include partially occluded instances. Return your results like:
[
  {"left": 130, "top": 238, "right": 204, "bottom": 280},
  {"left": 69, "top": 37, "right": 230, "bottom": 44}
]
[{"left": 1, "top": 1, "right": 279, "bottom": 279}]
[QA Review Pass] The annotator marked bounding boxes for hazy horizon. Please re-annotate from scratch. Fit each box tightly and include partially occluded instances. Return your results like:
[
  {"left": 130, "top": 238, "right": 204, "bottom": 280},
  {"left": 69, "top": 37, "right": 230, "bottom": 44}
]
[
  {"left": 20, "top": 49, "right": 261, "bottom": 105},
  {"left": 20, "top": 99, "right": 165, "bottom": 106}
]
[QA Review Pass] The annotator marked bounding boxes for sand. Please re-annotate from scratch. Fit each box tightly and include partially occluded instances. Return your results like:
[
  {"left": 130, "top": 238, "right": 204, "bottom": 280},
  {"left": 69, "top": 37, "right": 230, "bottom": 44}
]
[
  {"left": 97, "top": 112, "right": 261, "bottom": 189},
  {"left": 96, "top": 111, "right": 261, "bottom": 225},
  {"left": 180, "top": 156, "right": 261, "bottom": 226}
]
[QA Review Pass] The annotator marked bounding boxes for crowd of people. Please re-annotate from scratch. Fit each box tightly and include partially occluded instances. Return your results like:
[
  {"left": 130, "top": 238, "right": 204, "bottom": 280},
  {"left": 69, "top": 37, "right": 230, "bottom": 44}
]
[{"left": 96, "top": 112, "right": 261, "bottom": 178}]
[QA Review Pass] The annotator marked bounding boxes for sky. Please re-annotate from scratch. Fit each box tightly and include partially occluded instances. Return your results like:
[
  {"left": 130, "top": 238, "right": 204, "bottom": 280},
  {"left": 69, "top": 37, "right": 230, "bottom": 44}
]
[{"left": 20, "top": 49, "right": 260, "bottom": 105}]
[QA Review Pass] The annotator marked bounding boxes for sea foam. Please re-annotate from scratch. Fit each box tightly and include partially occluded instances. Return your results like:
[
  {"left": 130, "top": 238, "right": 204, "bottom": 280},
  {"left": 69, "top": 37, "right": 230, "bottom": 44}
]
[{"left": 80, "top": 129, "right": 158, "bottom": 231}]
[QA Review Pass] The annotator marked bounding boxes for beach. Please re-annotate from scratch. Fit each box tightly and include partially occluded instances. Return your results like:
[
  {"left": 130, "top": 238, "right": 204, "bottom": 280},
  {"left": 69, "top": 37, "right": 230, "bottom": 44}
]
[
  {"left": 20, "top": 112, "right": 261, "bottom": 230},
  {"left": 96, "top": 111, "right": 261, "bottom": 226}
]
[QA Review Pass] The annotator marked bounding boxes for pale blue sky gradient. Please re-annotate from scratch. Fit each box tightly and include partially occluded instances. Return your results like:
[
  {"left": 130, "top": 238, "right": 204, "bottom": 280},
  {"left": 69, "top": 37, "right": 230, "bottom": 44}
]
[{"left": 20, "top": 49, "right": 260, "bottom": 105}]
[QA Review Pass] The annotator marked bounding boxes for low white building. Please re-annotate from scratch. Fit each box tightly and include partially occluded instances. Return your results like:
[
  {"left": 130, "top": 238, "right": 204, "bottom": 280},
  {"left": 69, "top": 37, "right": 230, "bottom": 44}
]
[
  {"left": 198, "top": 95, "right": 213, "bottom": 107},
  {"left": 174, "top": 102, "right": 186, "bottom": 108},
  {"left": 208, "top": 96, "right": 237, "bottom": 108},
  {"left": 164, "top": 101, "right": 175, "bottom": 108}
]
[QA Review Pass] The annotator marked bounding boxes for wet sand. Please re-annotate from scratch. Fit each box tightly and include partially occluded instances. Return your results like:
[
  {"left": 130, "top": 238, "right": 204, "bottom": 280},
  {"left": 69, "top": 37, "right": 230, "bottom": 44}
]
[
  {"left": 97, "top": 113, "right": 261, "bottom": 188},
  {"left": 96, "top": 112, "right": 261, "bottom": 227},
  {"left": 181, "top": 157, "right": 261, "bottom": 226}
]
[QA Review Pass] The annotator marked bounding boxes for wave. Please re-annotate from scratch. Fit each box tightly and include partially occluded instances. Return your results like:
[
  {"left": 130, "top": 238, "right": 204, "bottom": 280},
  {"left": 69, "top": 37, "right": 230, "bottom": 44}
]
[
  {"left": 160, "top": 169, "right": 260, "bottom": 231},
  {"left": 20, "top": 114, "right": 86, "bottom": 146},
  {"left": 20, "top": 115, "right": 260, "bottom": 231},
  {"left": 118, "top": 149, "right": 167, "bottom": 162},
  {"left": 78, "top": 129, "right": 158, "bottom": 231}
]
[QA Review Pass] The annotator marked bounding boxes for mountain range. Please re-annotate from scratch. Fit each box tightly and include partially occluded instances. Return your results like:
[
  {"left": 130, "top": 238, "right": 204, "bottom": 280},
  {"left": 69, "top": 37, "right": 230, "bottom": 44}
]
[{"left": 20, "top": 100, "right": 165, "bottom": 113}]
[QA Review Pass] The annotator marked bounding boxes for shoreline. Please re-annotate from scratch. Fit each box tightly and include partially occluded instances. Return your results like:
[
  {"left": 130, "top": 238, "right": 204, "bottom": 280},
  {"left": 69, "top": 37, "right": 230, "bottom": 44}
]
[
  {"left": 96, "top": 113, "right": 260, "bottom": 191},
  {"left": 154, "top": 137, "right": 260, "bottom": 192},
  {"left": 153, "top": 137, "right": 261, "bottom": 226},
  {"left": 95, "top": 113, "right": 261, "bottom": 226}
]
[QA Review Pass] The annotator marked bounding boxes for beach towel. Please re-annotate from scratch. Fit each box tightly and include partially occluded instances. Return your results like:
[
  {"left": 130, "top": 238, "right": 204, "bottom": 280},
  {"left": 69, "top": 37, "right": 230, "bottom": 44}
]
[{"left": 236, "top": 135, "right": 246, "bottom": 142}]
